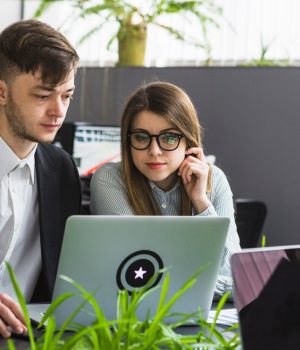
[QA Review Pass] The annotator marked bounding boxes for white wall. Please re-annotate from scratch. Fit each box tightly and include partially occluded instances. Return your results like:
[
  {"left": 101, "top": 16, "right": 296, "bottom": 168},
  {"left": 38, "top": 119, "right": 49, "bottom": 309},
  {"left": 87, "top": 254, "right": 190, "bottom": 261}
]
[
  {"left": 0, "top": 0, "right": 21, "bottom": 27},
  {"left": 2, "top": 0, "right": 300, "bottom": 66}
]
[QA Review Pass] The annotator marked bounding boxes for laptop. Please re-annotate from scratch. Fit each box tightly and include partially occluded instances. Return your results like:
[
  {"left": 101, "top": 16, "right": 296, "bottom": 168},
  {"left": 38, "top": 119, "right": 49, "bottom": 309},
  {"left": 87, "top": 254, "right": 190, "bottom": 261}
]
[
  {"left": 231, "top": 245, "right": 300, "bottom": 350},
  {"left": 30, "top": 215, "right": 229, "bottom": 327}
]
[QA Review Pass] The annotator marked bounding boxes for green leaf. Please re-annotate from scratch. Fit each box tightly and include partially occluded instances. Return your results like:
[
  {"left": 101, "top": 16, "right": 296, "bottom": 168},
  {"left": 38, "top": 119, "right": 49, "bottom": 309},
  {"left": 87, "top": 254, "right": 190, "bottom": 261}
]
[
  {"left": 6, "top": 339, "right": 17, "bottom": 350},
  {"left": 156, "top": 273, "right": 170, "bottom": 313},
  {"left": 41, "top": 316, "right": 56, "bottom": 350},
  {"left": 79, "top": 4, "right": 114, "bottom": 17},
  {"left": 209, "top": 291, "right": 230, "bottom": 336},
  {"left": 5, "top": 262, "right": 36, "bottom": 350},
  {"left": 76, "top": 22, "right": 107, "bottom": 46},
  {"left": 33, "top": 0, "right": 59, "bottom": 18},
  {"left": 106, "top": 33, "right": 118, "bottom": 51},
  {"left": 142, "top": 266, "right": 208, "bottom": 349},
  {"left": 57, "top": 274, "right": 113, "bottom": 343},
  {"left": 39, "top": 291, "right": 74, "bottom": 327}
]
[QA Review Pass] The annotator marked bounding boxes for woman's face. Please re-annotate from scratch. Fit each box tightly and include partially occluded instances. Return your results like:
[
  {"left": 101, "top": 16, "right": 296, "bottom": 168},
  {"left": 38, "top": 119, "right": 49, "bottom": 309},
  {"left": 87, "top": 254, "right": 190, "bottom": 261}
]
[{"left": 129, "top": 110, "right": 187, "bottom": 191}]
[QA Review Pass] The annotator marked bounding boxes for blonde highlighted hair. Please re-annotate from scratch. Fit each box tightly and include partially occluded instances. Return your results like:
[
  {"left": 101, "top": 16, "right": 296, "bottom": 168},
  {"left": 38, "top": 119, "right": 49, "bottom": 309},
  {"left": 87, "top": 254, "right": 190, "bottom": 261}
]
[{"left": 121, "top": 81, "right": 211, "bottom": 215}]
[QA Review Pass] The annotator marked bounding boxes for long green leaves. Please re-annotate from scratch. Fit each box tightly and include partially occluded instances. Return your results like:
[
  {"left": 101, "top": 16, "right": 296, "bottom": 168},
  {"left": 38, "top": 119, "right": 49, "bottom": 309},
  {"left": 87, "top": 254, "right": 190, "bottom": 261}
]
[{"left": 6, "top": 262, "right": 240, "bottom": 349}]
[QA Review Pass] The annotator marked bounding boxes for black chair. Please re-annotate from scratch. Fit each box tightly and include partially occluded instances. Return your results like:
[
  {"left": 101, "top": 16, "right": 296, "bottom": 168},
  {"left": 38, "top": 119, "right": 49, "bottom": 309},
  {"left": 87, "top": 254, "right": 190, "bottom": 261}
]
[
  {"left": 234, "top": 199, "right": 267, "bottom": 248},
  {"left": 81, "top": 175, "right": 92, "bottom": 215}
]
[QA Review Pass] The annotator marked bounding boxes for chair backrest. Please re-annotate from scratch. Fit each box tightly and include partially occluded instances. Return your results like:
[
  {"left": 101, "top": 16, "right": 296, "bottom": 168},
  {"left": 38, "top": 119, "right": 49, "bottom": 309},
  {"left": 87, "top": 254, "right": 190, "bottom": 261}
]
[
  {"left": 81, "top": 175, "right": 92, "bottom": 215},
  {"left": 234, "top": 199, "right": 267, "bottom": 248}
]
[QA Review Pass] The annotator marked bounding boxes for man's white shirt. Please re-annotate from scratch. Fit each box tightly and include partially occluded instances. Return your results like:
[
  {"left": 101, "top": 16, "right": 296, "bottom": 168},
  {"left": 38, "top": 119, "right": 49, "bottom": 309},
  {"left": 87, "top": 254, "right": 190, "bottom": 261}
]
[{"left": 0, "top": 137, "right": 41, "bottom": 301}]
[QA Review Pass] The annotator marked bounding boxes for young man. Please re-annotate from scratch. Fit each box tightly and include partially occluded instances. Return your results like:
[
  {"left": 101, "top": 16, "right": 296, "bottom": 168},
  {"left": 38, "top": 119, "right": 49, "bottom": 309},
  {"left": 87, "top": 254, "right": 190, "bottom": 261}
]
[{"left": 0, "top": 19, "right": 81, "bottom": 337}]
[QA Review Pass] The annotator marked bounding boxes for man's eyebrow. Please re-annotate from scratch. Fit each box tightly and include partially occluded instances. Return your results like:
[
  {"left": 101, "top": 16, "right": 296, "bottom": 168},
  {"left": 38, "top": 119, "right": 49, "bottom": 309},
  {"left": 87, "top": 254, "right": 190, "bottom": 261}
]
[{"left": 33, "top": 85, "right": 75, "bottom": 92}]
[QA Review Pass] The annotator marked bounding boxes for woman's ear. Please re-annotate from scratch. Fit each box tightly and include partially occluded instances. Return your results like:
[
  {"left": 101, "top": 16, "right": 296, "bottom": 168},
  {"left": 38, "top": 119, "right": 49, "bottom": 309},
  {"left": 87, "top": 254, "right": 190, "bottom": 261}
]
[{"left": 0, "top": 80, "right": 8, "bottom": 106}]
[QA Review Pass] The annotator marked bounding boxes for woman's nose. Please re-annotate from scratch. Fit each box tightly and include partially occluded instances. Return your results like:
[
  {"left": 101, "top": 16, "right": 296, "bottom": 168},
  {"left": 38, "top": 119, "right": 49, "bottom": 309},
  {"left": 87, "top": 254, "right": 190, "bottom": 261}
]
[{"left": 148, "top": 136, "right": 162, "bottom": 155}]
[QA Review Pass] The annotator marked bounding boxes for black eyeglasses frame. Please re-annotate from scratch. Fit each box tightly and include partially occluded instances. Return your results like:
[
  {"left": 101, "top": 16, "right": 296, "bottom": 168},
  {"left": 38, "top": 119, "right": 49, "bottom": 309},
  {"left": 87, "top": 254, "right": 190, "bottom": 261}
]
[{"left": 127, "top": 132, "right": 185, "bottom": 151}]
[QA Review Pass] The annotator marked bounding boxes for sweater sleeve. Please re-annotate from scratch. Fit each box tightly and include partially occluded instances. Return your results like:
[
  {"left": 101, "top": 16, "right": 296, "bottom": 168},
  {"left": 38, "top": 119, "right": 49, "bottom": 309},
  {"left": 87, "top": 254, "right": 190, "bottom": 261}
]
[
  {"left": 197, "top": 165, "right": 241, "bottom": 298},
  {"left": 90, "top": 162, "right": 134, "bottom": 215}
]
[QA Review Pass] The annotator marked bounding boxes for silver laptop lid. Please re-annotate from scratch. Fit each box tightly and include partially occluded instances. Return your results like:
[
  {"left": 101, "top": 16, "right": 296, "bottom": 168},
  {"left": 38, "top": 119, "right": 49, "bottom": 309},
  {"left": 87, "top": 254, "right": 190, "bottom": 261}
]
[
  {"left": 53, "top": 215, "right": 229, "bottom": 327},
  {"left": 231, "top": 245, "right": 300, "bottom": 350}
]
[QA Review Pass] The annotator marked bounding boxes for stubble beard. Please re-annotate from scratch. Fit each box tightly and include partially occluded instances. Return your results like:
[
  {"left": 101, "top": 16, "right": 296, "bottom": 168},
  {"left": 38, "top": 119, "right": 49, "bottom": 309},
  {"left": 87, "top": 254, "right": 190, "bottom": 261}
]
[{"left": 5, "top": 95, "right": 53, "bottom": 144}]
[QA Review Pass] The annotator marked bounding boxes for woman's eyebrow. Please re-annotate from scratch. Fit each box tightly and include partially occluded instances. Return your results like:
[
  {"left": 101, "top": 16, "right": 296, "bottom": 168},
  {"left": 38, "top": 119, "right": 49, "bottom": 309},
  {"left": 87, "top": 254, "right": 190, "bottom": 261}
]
[{"left": 132, "top": 127, "right": 180, "bottom": 133}]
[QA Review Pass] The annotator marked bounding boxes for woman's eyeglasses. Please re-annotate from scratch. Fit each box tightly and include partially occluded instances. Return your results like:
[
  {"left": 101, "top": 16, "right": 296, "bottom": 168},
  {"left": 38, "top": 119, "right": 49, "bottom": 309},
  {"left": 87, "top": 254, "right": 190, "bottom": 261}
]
[{"left": 128, "top": 132, "right": 185, "bottom": 151}]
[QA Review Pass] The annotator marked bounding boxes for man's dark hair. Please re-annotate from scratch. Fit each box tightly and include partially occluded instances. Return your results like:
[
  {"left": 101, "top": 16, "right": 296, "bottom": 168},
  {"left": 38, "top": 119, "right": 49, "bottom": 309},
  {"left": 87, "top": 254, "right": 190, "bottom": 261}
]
[{"left": 0, "top": 19, "right": 79, "bottom": 84}]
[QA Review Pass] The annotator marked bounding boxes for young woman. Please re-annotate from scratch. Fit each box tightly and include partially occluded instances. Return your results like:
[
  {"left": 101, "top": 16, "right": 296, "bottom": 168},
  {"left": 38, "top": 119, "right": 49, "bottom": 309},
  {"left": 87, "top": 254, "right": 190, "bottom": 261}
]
[{"left": 90, "top": 81, "right": 241, "bottom": 297}]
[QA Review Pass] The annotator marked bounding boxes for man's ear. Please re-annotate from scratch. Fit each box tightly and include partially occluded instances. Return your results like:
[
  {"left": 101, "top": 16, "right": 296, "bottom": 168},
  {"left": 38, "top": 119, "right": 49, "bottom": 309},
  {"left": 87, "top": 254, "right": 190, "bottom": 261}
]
[{"left": 0, "top": 79, "right": 8, "bottom": 106}]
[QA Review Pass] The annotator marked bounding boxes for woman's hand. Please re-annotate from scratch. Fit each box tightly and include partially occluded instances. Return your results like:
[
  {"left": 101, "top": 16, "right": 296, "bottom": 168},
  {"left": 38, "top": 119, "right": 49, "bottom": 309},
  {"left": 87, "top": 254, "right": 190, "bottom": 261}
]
[{"left": 178, "top": 147, "right": 211, "bottom": 214}]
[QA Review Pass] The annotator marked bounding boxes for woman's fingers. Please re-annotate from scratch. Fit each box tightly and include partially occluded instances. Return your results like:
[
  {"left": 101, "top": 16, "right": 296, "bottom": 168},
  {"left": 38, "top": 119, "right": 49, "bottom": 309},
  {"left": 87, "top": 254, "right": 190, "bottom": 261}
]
[
  {"left": 179, "top": 156, "right": 208, "bottom": 182},
  {"left": 185, "top": 147, "right": 205, "bottom": 161},
  {"left": 180, "top": 162, "right": 204, "bottom": 184}
]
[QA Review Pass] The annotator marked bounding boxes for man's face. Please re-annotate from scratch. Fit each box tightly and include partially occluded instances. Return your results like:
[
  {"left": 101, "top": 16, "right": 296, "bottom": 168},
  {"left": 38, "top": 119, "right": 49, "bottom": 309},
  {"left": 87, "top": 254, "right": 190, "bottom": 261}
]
[{"left": 0, "top": 70, "right": 75, "bottom": 144}]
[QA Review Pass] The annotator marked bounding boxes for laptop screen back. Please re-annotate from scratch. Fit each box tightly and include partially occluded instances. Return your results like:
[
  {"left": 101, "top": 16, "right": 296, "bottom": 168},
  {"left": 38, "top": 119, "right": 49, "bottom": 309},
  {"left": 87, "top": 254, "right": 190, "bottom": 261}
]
[
  {"left": 231, "top": 246, "right": 300, "bottom": 350},
  {"left": 52, "top": 215, "right": 229, "bottom": 327}
]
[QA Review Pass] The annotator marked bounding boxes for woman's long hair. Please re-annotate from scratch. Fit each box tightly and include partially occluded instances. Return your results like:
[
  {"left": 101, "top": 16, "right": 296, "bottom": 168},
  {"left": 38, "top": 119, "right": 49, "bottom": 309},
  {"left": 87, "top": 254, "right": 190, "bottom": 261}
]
[{"left": 121, "top": 81, "right": 211, "bottom": 215}]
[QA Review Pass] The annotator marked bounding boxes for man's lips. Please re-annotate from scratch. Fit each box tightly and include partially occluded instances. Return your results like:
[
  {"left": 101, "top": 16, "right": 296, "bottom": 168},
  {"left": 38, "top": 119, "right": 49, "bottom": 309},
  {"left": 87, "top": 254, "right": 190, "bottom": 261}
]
[
  {"left": 41, "top": 124, "right": 61, "bottom": 130},
  {"left": 146, "top": 162, "right": 166, "bottom": 170}
]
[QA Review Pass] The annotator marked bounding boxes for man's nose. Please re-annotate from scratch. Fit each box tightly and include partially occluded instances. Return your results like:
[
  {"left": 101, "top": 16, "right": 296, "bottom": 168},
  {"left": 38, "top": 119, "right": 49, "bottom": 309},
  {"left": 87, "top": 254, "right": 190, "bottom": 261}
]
[{"left": 48, "top": 98, "right": 65, "bottom": 118}]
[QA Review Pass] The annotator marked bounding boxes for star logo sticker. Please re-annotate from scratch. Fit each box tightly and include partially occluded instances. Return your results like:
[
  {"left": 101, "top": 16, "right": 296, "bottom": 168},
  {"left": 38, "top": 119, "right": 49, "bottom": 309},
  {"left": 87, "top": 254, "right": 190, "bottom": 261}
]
[{"left": 134, "top": 266, "right": 147, "bottom": 280}]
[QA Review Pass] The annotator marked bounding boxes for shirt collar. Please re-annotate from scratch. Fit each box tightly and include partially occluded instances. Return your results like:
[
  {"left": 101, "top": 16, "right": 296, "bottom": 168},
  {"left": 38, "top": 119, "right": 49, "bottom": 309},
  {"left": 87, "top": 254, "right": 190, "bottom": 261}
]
[
  {"left": 20, "top": 144, "right": 37, "bottom": 185},
  {"left": 0, "top": 137, "right": 37, "bottom": 184},
  {"left": 149, "top": 178, "right": 180, "bottom": 194}
]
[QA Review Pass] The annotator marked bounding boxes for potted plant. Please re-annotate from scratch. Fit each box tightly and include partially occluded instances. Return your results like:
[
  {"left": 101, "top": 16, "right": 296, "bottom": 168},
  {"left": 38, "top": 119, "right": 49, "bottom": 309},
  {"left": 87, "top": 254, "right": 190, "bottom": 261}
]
[
  {"left": 33, "top": 0, "right": 223, "bottom": 66},
  {"left": 6, "top": 263, "right": 240, "bottom": 349}
]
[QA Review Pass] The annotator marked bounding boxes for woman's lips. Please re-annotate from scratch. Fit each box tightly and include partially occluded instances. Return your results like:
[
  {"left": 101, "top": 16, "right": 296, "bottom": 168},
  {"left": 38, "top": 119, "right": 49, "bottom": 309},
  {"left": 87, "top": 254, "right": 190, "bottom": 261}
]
[{"left": 146, "top": 162, "right": 166, "bottom": 170}]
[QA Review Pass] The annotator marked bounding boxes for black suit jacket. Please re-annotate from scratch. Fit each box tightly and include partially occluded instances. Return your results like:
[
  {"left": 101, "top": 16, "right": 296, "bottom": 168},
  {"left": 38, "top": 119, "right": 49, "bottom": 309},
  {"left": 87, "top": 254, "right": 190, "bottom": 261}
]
[{"left": 31, "top": 144, "right": 81, "bottom": 302}]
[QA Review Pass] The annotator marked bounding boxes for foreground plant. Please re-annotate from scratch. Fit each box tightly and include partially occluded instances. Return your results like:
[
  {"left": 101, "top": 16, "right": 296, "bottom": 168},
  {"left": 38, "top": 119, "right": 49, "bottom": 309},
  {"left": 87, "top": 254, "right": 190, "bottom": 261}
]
[{"left": 6, "top": 263, "right": 240, "bottom": 349}]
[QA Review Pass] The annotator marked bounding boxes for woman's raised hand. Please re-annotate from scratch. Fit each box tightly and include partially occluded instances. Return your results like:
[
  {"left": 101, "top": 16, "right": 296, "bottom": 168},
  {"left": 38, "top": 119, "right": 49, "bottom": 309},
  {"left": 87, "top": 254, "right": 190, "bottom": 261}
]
[{"left": 178, "top": 147, "right": 211, "bottom": 213}]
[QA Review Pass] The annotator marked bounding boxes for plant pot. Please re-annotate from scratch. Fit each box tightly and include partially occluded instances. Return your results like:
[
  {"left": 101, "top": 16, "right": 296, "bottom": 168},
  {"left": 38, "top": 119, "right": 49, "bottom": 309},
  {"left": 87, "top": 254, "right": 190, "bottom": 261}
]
[{"left": 117, "top": 21, "right": 147, "bottom": 66}]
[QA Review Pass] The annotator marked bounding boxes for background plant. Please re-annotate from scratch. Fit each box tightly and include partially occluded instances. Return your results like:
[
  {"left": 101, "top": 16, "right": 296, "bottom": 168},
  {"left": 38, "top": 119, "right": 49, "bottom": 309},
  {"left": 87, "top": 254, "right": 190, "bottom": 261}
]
[
  {"left": 33, "top": 0, "right": 224, "bottom": 66},
  {"left": 241, "top": 37, "right": 290, "bottom": 67},
  {"left": 6, "top": 262, "right": 240, "bottom": 349}
]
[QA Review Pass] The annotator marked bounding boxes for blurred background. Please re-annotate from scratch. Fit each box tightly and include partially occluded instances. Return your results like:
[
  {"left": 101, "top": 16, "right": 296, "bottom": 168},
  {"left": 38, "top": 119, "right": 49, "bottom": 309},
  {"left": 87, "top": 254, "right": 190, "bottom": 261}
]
[
  {"left": 1, "top": 0, "right": 300, "bottom": 247},
  {"left": 2, "top": 0, "right": 300, "bottom": 66}
]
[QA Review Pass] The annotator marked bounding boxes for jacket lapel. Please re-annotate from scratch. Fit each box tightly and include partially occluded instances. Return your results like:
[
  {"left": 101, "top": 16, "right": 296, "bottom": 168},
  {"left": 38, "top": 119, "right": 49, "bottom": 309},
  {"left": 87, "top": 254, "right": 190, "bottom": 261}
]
[{"left": 35, "top": 145, "right": 60, "bottom": 294}]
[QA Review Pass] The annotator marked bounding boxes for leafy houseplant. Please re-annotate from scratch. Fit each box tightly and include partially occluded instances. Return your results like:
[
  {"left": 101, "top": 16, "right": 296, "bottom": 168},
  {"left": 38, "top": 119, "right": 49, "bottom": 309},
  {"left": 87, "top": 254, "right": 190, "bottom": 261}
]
[
  {"left": 6, "top": 262, "right": 240, "bottom": 349},
  {"left": 33, "top": 0, "right": 223, "bottom": 66}
]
